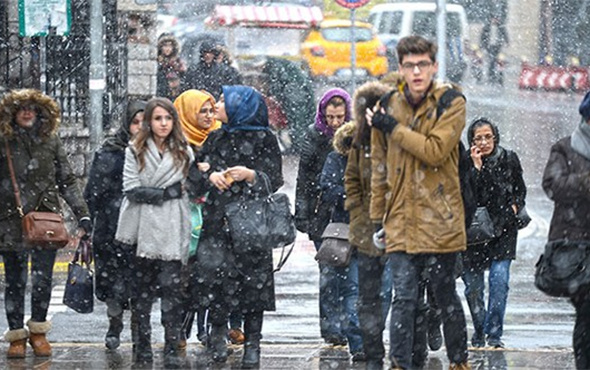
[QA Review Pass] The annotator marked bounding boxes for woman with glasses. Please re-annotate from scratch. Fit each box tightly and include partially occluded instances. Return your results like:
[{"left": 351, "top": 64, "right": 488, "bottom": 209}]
[{"left": 462, "top": 117, "right": 527, "bottom": 349}]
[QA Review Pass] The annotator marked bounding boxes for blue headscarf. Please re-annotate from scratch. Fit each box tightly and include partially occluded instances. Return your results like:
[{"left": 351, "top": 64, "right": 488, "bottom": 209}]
[{"left": 221, "top": 85, "right": 269, "bottom": 132}]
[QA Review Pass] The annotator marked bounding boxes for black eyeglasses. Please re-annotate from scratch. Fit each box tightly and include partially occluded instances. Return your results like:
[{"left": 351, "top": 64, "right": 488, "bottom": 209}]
[
  {"left": 473, "top": 134, "right": 495, "bottom": 144},
  {"left": 401, "top": 60, "right": 433, "bottom": 71}
]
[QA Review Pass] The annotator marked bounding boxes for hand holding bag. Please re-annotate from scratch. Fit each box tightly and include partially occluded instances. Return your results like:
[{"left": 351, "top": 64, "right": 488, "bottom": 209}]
[
  {"left": 4, "top": 139, "right": 70, "bottom": 249},
  {"left": 466, "top": 206, "right": 496, "bottom": 246},
  {"left": 315, "top": 222, "right": 353, "bottom": 267},
  {"left": 534, "top": 239, "right": 590, "bottom": 297},
  {"left": 63, "top": 238, "right": 94, "bottom": 313},
  {"left": 224, "top": 173, "right": 296, "bottom": 253}
]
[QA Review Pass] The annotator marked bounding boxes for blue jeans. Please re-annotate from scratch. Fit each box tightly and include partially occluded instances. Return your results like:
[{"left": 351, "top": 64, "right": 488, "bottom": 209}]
[
  {"left": 314, "top": 241, "right": 363, "bottom": 354},
  {"left": 357, "top": 252, "right": 394, "bottom": 362},
  {"left": 389, "top": 252, "right": 468, "bottom": 368},
  {"left": 462, "top": 259, "right": 511, "bottom": 343}
]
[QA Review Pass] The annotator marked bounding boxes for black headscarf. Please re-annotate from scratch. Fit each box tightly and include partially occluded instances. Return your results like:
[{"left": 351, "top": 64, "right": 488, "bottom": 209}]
[{"left": 103, "top": 100, "right": 147, "bottom": 151}]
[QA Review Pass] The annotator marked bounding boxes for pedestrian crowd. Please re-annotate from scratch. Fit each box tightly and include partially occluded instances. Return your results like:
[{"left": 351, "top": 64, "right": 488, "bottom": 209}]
[{"left": 0, "top": 32, "right": 589, "bottom": 370}]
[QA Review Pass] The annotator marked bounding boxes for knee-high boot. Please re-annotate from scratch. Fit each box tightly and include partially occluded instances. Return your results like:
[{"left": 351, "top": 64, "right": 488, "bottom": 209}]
[
  {"left": 242, "top": 311, "right": 263, "bottom": 369},
  {"left": 164, "top": 326, "right": 183, "bottom": 369},
  {"left": 131, "top": 300, "right": 153, "bottom": 364},
  {"left": 209, "top": 324, "right": 228, "bottom": 363}
]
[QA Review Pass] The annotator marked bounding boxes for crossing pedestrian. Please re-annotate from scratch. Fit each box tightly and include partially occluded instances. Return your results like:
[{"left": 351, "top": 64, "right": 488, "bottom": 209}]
[
  {"left": 542, "top": 91, "right": 590, "bottom": 370},
  {"left": 0, "top": 89, "right": 92, "bottom": 358},
  {"left": 295, "top": 88, "right": 352, "bottom": 346},
  {"left": 187, "top": 85, "right": 283, "bottom": 368},
  {"left": 344, "top": 80, "right": 393, "bottom": 370},
  {"left": 84, "top": 99, "right": 146, "bottom": 350},
  {"left": 369, "top": 35, "right": 470, "bottom": 369},
  {"left": 115, "top": 97, "right": 193, "bottom": 368}
]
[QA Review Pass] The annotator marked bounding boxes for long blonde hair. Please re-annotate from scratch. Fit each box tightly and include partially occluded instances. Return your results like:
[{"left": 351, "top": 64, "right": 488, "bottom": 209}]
[{"left": 132, "top": 97, "right": 190, "bottom": 175}]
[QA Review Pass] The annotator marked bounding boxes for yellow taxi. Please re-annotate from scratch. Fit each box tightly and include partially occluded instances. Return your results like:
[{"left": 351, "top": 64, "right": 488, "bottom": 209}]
[{"left": 301, "top": 19, "right": 388, "bottom": 79}]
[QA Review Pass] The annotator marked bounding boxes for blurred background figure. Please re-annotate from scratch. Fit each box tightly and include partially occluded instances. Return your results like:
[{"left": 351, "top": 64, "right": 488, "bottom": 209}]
[
  {"left": 480, "top": 0, "right": 509, "bottom": 84},
  {"left": 157, "top": 33, "right": 186, "bottom": 101}
]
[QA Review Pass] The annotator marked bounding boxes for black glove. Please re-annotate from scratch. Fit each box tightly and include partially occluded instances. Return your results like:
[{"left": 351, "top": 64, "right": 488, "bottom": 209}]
[
  {"left": 163, "top": 181, "right": 183, "bottom": 201},
  {"left": 372, "top": 111, "right": 398, "bottom": 135},
  {"left": 78, "top": 218, "right": 93, "bottom": 236},
  {"left": 374, "top": 222, "right": 383, "bottom": 233}
]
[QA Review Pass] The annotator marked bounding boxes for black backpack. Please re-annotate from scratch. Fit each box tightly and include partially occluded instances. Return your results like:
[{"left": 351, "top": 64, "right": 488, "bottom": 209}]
[{"left": 379, "top": 88, "right": 476, "bottom": 227}]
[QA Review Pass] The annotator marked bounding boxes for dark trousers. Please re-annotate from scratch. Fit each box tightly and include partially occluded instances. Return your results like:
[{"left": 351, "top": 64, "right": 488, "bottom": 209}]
[
  {"left": 572, "top": 291, "right": 590, "bottom": 369},
  {"left": 132, "top": 258, "right": 185, "bottom": 351},
  {"left": 389, "top": 252, "right": 468, "bottom": 368},
  {"left": 1, "top": 248, "right": 56, "bottom": 329},
  {"left": 357, "top": 253, "right": 389, "bottom": 362}
]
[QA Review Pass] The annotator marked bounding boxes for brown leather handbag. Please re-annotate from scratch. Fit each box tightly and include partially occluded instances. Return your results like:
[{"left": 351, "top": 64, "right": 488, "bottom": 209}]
[{"left": 5, "top": 140, "right": 70, "bottom": 249}]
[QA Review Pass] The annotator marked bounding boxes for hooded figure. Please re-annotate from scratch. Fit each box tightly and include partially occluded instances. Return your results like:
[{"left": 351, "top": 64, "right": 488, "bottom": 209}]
[
  {"left": 0, "top": 89, "right": 90, "bottom": 358},
  {"left": 157, "top": 33, "right": 186, "bottom": 101},
  {"left": 186, "top": 85, "right": 283, "bottom": 368},
  {"left": 84, "top": 100, "right": 146, "bottom": 350},
  {"left": 183, "top": 40, "right": 233, "bottom": 100},
  {"left": 174, "top": 89, "right": 221, "bottom": 149}
]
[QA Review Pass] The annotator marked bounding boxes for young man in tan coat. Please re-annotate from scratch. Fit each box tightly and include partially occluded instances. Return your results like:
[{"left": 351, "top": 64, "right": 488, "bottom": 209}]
[{"left": 369, "top": 35, "right": 470, "bottom": 370}]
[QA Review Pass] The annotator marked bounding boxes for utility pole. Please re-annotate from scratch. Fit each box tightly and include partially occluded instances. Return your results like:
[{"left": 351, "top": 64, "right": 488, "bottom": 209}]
[
  {"left": 436, "top": 0, "right": 447, "bottom": 81},
  {"left": 88, "top": 0, "right": 105, "bottom": 155}
]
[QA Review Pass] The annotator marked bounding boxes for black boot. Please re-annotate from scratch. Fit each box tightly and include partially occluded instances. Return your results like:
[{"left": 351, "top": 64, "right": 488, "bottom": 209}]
[
  {"left": 131, "top": 303, "right": 153, "bottom": 365},
  {"left": 163, "top": 339, "right": 183, "bottom": 369},
  {"left": 105, "top": 303, "right": 124, "bottom": 350},
  {"left": 242, "top": 312, "right": 263, "bottom": 369},
  {"left": 208, "top": 324, "right": 228, "bottom": 363}
]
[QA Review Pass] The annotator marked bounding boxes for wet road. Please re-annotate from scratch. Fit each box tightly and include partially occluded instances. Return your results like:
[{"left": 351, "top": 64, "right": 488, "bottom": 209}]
[{"left": 0, "top": 80, "right": 583, "bottom": 368}]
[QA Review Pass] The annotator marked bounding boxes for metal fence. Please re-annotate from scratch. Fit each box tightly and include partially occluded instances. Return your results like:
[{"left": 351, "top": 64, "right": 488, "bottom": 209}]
[{"left": 0, "top": 0, "right": 128, "bottom": 129}]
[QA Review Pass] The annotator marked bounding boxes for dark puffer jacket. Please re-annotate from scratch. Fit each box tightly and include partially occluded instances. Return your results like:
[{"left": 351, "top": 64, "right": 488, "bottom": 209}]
[
  {"left": 543, "top": 137, "right": 590, "bottom": 241},
  {"left": 84, "top": 100, "right": 146, "bottom": 303},
  {"left": 0, "top": 89, "right": 89, "bottom": 251},
  {"left": 294, "top": 124, "right": 334, "bottom": 241}
]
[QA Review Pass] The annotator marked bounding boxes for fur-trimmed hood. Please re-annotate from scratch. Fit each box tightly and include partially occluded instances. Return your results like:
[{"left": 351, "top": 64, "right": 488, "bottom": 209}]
[
  {"left": 0, "top": 89, "right": 61, "bottom": 139},
  {"left": 332, "top": 121, "right": 356, "bottom": 156},
  {"left": 352, "top": 80, "right": 391, "bottom": 127},
  {"left": 158, "top": 33, "right": 181, "bottom": 59}
]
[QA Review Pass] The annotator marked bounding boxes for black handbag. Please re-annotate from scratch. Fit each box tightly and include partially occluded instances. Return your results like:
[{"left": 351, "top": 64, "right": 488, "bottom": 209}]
[
  {"left": 516, "top": 206, "right": 532, "bottom": 229},
  {"left": 315, "top": 222, "right": 352, "bottom": 267},
  {"left": 224, "top": 173, "right": 296, "bottom": 253},
  {"left": 534, "top": 239, "right": 590, "bottom": 297},
  {"left": 466, "top": 206, "right": 496, "bottom": 246},
  {"left": 63, "top": 238, "right": 94, "bottom": 313}
]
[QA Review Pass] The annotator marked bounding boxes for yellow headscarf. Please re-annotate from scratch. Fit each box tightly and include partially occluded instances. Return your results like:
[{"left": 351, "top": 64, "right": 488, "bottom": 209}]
[{"left": 174, "top": 90, "right": 221, "bottom": 147}]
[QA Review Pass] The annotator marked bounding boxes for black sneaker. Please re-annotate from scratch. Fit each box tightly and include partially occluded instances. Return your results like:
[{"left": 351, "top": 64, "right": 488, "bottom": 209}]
[{"left": 351, "top": 351, "right": 367, "bottom": 362}]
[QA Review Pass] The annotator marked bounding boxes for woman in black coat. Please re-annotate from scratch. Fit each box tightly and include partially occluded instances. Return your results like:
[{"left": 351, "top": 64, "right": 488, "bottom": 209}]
[
  {"left": 84, "top": 100, "right": 146, "bottom": 350},
  {"left": 462, "top": 117, "right": 527, "bottom": 349},
  {"left": 187, "top": 85, "right": 283, "bottom": 368},
  {"left": 542, "top": 91, "right": 590, "bottom": 369}
]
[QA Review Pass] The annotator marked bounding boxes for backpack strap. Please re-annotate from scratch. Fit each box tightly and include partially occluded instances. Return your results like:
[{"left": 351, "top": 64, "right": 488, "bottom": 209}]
[{"left": 436, "top": 88, "right": 466, "bottom": 120}]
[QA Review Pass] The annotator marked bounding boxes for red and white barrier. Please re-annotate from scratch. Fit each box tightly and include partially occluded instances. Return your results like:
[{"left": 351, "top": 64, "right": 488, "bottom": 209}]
[{"left": 518, "top": 63, "right": 589, "bottom": 92}]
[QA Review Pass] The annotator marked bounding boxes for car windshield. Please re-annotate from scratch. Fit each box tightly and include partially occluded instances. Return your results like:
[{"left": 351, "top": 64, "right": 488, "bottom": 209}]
[
  {"left": 412, "top": 11, "right": 463, "bottom": 39},
  {"left": 321, "top": 26, "right": 373, "bottom": 42}
]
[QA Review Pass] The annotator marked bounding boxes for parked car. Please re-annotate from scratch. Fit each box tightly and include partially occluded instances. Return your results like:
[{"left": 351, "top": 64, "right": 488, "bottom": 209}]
[
  {"left": 368, "top": 2, "right": 469, "bottom": 82},
  {"left": 301, "top": 19, "right": 388, "bottom": 80}
]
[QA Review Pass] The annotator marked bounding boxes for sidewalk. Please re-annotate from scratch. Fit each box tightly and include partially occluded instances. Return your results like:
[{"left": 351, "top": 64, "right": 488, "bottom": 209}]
[{"left": 0, "top": 342, "right": 576, "bottom": 369}]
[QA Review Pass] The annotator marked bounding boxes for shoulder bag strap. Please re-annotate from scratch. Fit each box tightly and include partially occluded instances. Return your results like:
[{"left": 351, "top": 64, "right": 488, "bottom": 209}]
[{"left": 4, "top": 139, "right": 24, "bottom": 217}]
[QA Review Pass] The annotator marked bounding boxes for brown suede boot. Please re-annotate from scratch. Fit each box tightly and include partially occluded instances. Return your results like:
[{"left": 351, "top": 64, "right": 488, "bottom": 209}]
[
  {"left": 5, "top": 328, "right": 28, "bottom": 358},
  {"left": 27, "top": 320, "right": 52, "bottom": 357}
]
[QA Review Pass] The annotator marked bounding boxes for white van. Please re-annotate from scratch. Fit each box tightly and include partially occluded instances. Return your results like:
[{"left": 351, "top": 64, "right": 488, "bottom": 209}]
[{"left": 368, "top": 2, "right": 469, "bottom": 82}]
